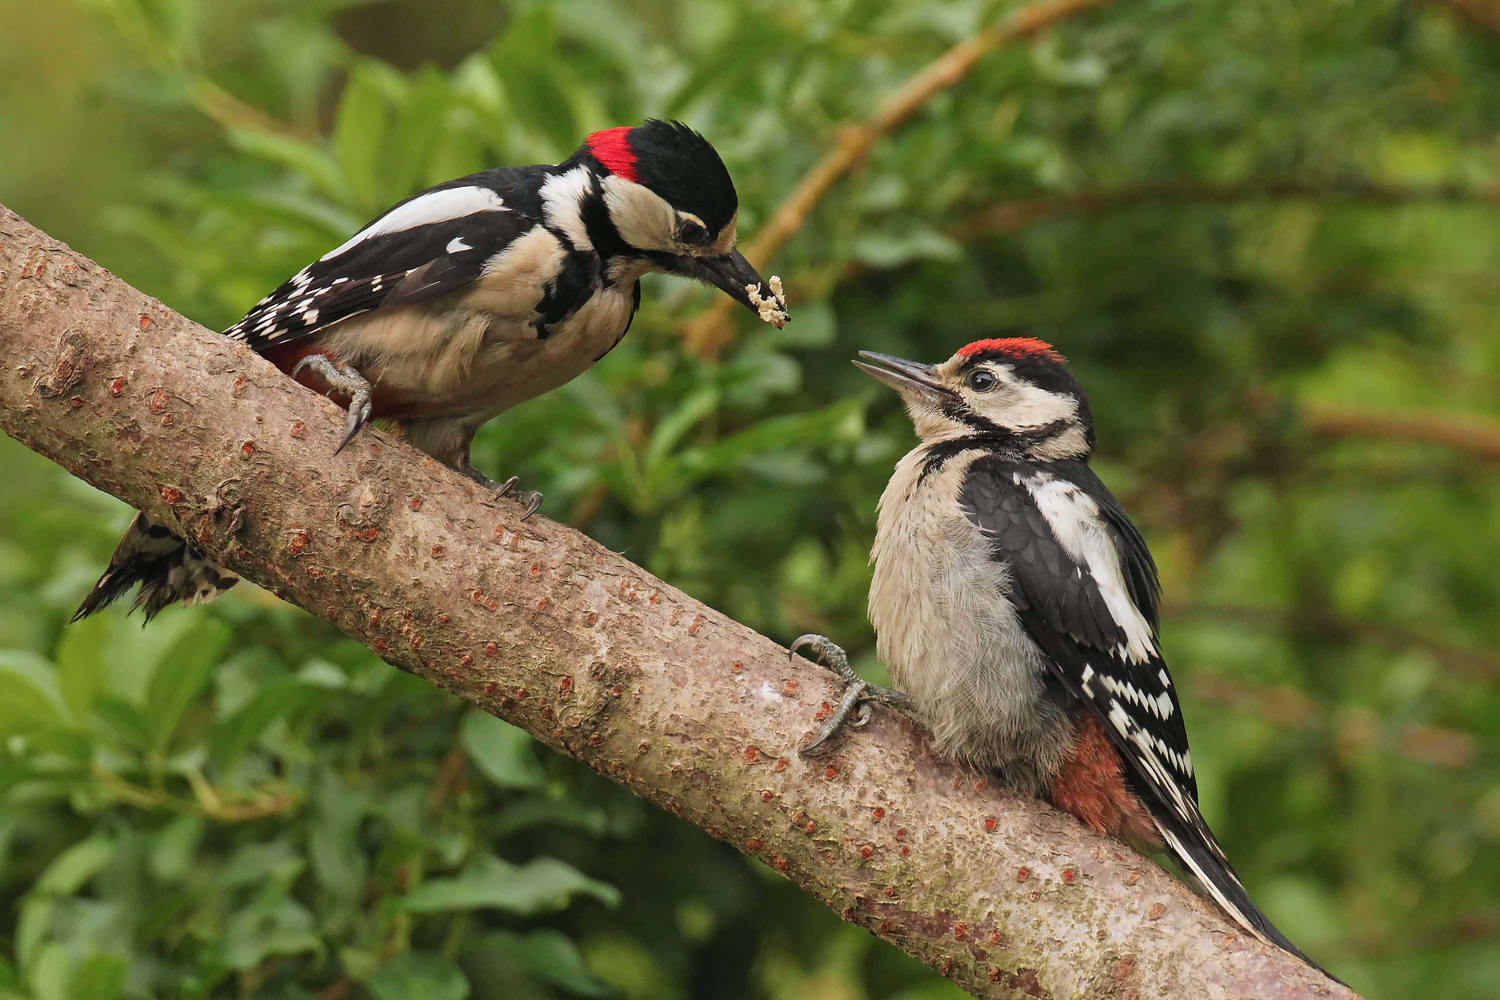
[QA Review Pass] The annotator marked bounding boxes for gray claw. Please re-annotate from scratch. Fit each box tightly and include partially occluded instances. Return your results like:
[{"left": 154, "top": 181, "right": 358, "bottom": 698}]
[
  {"left": 291, "top": 354, "right": 374, "bottom": 453},
  {"left": 792, "top": 634, "right": 910, "bottom": 758},
  {"left": 336, "top": 390, "right": 373, "bottom": 454},
  {"left": 460, "top": 466, "right": 543, "bottom": 517},
  {"left": 516, "top": 491, "right": 544, "bottom": 520}
]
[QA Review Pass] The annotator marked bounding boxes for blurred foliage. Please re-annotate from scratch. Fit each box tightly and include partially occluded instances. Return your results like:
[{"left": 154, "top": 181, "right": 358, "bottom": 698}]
[{"left": 2, "top": 0, "right": 1500, "bottom": 997}]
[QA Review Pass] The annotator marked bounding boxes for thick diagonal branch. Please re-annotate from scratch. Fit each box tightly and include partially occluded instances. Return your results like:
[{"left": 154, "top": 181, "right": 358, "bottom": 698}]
[{"left": 0, "top": 205, "right": 1355, "bottom": 1000}]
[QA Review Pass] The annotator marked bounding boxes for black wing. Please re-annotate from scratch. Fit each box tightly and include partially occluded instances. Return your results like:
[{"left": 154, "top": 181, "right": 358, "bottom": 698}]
[
  {"left": 224, "top": 171, "right": 538, "bottom": 353},
  {"left": 960, "top": 456, "right": 1194, "bottom": 799},
  {"left": 961, "top": 456, "right": 1325, "bottom": 966}
]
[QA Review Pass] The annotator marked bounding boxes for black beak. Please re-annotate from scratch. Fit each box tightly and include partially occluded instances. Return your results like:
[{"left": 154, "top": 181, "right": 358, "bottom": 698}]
[
  {"left": 680, "top": 248, "right": 789, "bottom": 328},
  {"left": 853, "top": 351, "right": 949, "bottom": 402}
]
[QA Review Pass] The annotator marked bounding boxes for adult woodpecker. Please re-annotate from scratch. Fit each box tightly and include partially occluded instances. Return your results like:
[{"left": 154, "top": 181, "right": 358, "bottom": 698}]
[
  {"left": 75, "top": 119, "right": 788, "bottom": 622},
  {"left": 793, "top": 338, "right": 1330, "bottom": 976}
]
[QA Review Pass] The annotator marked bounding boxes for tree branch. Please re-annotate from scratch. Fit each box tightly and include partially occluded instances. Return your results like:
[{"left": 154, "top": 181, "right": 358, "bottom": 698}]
[
  {"left": 1302, "top": 403, "right": 1500, "bottom": 463},
  {"left": 680, "top": 0, "right": 1120, "bottom": 356},
  {"left": 1420, "top": 0, "right": 1500, "bottom": 39},
  {"left": 0, "top": 204, "right": 1354, "bottom": 999},
  {"left": 1166, "top": 600, "right": 1500, "bottom": 687},
  {"left": 949, "top": 177, "right": 1500, "bottom": 243}
]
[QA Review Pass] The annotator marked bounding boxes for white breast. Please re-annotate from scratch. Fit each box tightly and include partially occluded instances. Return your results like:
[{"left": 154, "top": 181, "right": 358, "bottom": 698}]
[
  {"left": 323, "top": 226, "right": 637, "bottom": 421},
  {"left": 448, "top": 279, "right": 636, "bottom": 418},
  {"left": 869, "top": 446, "right": 1067, "bottom": 781}
]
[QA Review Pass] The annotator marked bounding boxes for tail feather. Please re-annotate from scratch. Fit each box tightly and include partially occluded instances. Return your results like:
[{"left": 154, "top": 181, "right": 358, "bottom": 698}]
[
  {"left": 1156, "top": 809, "right": 1341, "bottom": 983},
  {"left": 74, "top": 514, "right": 239, "bottom": 623}
]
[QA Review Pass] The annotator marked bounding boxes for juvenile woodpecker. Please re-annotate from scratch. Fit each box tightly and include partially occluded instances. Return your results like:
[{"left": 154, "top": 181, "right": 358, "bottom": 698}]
[
  {"left": 75, "top": 119, "right": 787, "bottom": 621},
  {"left": 793, "top": 338, "right": 1328, "bottom": 974}
]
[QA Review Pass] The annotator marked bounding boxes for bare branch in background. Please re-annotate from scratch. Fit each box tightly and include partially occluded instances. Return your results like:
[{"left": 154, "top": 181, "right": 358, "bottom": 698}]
[
  {"left": 679, "top": 0, "right": 1121, "bottom": 356},
  {"left": 1422, "top": 0, "right": 1500, "bottom": 38},
  {"left": 1302, "top": 404, "right": 1500, "bottom": 463},
  {"left": 0, "top": 205, "right": 1356, "bottom": 999},
  {"left": 949, "top": 178, "right": 1500, "bottom": 243},
  {"left": 1166, "top": 601, "right": 1500, "bottom": 686}
]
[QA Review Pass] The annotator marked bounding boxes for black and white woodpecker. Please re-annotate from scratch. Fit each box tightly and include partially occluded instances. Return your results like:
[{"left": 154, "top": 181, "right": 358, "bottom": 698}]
[
  {"left": 793, "top": 337, "right": 1331, "bottom": 976},
  {"left": 74, "top": 119, "right": 788, "bottom": 622}
]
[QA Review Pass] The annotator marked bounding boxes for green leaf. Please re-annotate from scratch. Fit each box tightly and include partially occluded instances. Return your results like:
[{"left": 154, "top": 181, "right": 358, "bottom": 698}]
[
  {"left": 14, "top": 899, "right": 53, "bottom": 975},
  {"left": 54, "top": 615, "right": 109, "bottom": 720},
  {"left": 34, "top": 837, "right": 117, "bottom": 895},
  {"left": 849, "top": 226, "right": 963, "bottom": 268},
  {"left": 763, "top": 298, "right": 837, "bottom": 350},
  {"left": 492, "top": 797, "right": 609, "bottom": 838},
  {"left": 470, "top": 930, "right": 609, "bottom": 997},
  {"left": 366, "top": 952, "right": 469, "bottom": 1000},
  {"left": 210, "top": 675, "right": 333, "bottom": 769},
  {"left": 0, "top": 651, "right": 67, "bottom": 735},
  {"left": 226, "top": 128, "right": 350, "bottom": 204},
  {"left": 221, "top": 899, "right": 322, "bottom": 971},
  {"left": 488, "top": 8, "right": 577, "bottom": 155},
  {"left": 389, "top": 67, "right": 457, "bottom": 195},
  {"left": 308, "top": 768, "right": 369, "bottom": 903},
  {"left": 644, "top": 387, "right": 720, "bottom": 473},
  {"left": 27, "top": 944, "right": 71, "bottom": 1000},
  {"left": 148, "top": 815, "right": 204, "bottom": 882},
  {"left": 334, "top": 63, "right": 394, "bottom": 213},
  {"left": 59, "top": 954, "right": 126, "bottom": 1000},
  {"left": 144, "top": 620, "right": 230, "bottom": 753},
  {"left": 403, "top": 855, "right": 619, "bottom": 915},
  {"left": 460, "top": 711, "right": 545, "bottom": 790},
  {"left": 90, "top": 695, "right": 153, "bottom": 751}
]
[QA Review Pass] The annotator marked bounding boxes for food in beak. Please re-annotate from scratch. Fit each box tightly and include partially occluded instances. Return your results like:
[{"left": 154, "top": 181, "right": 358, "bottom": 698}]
[{"left": 745, "top": 275, "right": 788, "bottom": 328}]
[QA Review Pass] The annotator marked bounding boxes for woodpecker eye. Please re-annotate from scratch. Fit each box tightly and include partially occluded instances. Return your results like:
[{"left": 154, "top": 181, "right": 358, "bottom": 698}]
[
  {"left": 966, "top": 369, "right": 997, "bottom": 392},
  {"left": 676, "top": 219, "right": 710, "bottom": 246}
]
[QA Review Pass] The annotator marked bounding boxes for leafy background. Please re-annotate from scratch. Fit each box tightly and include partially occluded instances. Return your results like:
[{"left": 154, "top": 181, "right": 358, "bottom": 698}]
[{"left": 2, "top": 0, "right": 1499, "bottom": 997}]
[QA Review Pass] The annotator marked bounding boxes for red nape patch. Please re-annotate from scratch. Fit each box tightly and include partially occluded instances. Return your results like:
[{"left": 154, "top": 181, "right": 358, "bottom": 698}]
[
  {"left": 586, "top": 126, "right": 639, "bottom": 182},
  {"left": 956, "top": 337, "right": 1063, "bottom": 362}
]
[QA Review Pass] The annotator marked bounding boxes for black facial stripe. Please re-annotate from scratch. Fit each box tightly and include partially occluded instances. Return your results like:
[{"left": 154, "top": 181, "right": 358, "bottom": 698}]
[
  {"left": 534, "top": 249, "right": 598, "bottom": 339},
  {"left": 917, "top": 436, "right": 989, "bottom": 484},
  {"left": 932, "top": 406, "right": 1080, "bottom": 458},
  {"left": 577, "top": 172, "right": 634, "bottom": 265},
  {"left": 642, "top": 249, "right": 678, "bottom": 270}
]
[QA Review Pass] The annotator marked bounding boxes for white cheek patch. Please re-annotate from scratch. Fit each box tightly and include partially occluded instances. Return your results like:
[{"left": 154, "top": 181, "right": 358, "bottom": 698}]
[
  {"left": 540, "top": 165, "right": 597, "bottom": 252},
  {"left": 983, "top": 367, "right": 1078, "bottom": 429},
  {"left": 319, "top": 186, "right": 508, "bottom": 262},
  {"left": 601, "top": 174, "right": 677, "bottom": 252}
]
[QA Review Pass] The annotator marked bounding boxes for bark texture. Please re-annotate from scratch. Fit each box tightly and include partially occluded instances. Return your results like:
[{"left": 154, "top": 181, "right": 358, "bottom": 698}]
[{"left": 0, "top": 205, "right": 1358, "bottom": 1000}]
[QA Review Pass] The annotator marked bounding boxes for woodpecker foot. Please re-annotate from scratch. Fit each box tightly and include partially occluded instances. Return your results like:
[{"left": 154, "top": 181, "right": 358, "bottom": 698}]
[
  {"left": 460, "top": 466, "right": 543, "bottom": 519},
  {"left": 291, "top": 354, "right": 373, "bottom": 453},
  {"left": 790, "top": 634, "right": 910, "bottom": 758}
]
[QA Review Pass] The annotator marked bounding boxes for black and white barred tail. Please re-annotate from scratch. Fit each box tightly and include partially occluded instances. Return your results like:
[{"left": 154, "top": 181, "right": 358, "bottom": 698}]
[{"left": 73, "top": 514, "right": 239, "bottom": 623}]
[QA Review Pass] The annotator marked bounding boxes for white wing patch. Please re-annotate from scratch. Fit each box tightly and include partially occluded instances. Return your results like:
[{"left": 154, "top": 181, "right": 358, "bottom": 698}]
[
  {"left": 318, "top": 186, "right": 508, "bottom": 262},
  {"left": 540, "top": 165, "right": 596, "bottom": 252},
  {"left": 1021, "top": 472, "right": 1158, "bottom": 663}
]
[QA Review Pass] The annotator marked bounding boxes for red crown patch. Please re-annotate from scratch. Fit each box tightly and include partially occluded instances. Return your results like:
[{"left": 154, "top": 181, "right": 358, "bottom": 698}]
[
  {"left": 586, "top": 126, "right": 639, "bottom": 183},
  {"left": 956, "top": 337, "right": 1063, "bottom": 363}
]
